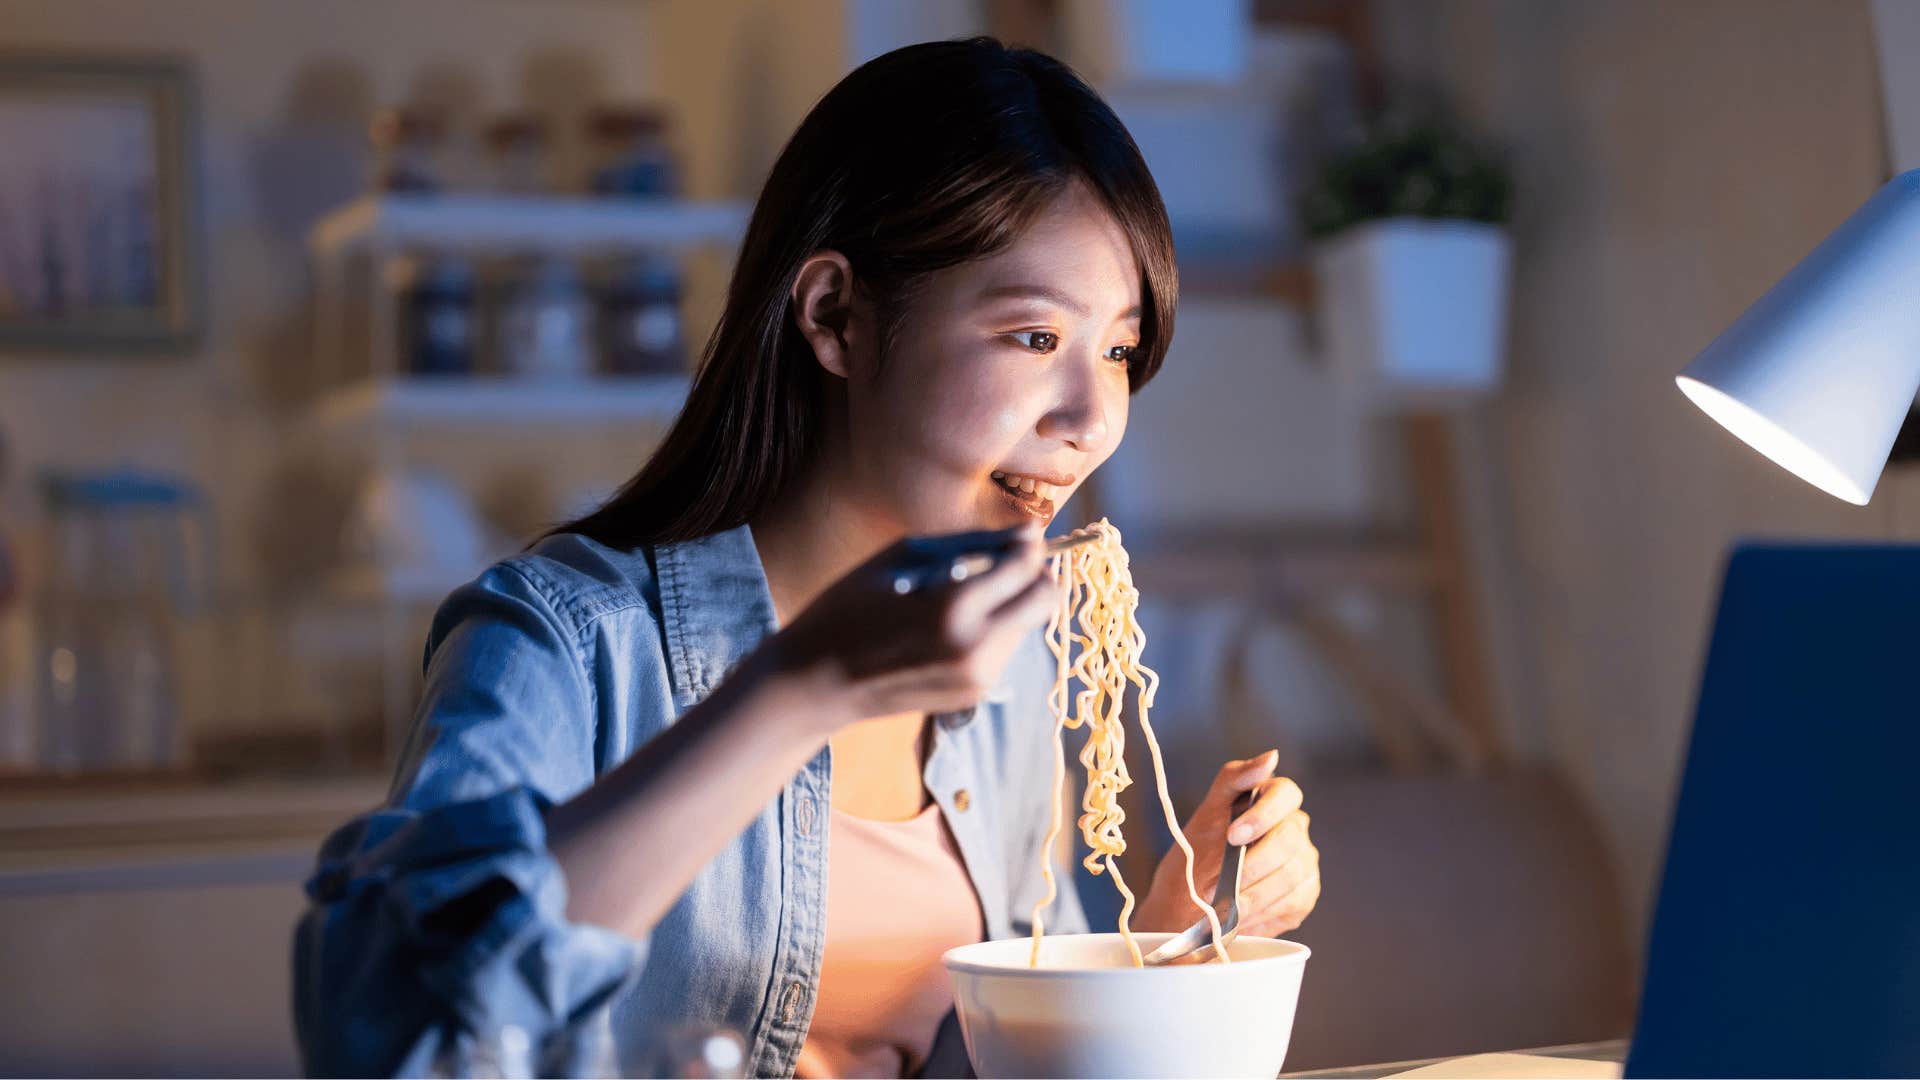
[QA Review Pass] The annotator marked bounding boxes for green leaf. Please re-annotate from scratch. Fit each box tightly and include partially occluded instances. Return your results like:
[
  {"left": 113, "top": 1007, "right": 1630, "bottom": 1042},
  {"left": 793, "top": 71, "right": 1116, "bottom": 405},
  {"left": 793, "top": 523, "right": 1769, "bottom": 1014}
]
[{"left": 1298, "top": 99, "right": 1513, "bottom": 238}]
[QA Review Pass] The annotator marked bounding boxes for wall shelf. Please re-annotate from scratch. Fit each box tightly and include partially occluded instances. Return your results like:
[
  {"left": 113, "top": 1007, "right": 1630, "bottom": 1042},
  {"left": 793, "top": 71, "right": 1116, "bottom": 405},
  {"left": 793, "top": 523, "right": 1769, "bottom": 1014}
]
[
  {"left": 307, "top": 193, "right": 753, "bottom": 257},
  {"left": 301, "top": 191, "right": 747, "bottom": 756},
  {"left": 307, "top": 374, "right": 691, "bottom": 437}
]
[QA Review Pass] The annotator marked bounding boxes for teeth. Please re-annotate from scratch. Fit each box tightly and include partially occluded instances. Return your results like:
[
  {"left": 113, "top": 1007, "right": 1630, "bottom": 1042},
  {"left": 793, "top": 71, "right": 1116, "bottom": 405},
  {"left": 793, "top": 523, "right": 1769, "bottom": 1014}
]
[{"left": 991, "top": 472, "right": 1059, "bottom": 502}]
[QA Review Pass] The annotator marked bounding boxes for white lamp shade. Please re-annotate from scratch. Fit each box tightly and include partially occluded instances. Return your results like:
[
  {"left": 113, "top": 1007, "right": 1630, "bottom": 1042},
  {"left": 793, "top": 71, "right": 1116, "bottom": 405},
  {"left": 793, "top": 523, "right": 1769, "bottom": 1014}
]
[{"left": 1676, "top": 170, "right": 1920, "bottom": 505}]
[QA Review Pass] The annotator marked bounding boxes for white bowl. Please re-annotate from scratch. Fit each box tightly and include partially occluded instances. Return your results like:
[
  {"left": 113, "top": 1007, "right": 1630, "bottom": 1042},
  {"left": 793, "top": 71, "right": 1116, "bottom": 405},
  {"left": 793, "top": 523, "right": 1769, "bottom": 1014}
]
[{"left": 943, "top": 932, "right": 1311, "bottom": 1078}]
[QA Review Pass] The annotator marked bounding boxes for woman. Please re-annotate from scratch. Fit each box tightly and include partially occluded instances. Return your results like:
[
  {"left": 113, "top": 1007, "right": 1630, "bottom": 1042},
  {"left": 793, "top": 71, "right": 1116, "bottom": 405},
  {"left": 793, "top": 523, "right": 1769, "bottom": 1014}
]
[{"left": 296, "top": 37, "right": 1320, "bottom": 1078}]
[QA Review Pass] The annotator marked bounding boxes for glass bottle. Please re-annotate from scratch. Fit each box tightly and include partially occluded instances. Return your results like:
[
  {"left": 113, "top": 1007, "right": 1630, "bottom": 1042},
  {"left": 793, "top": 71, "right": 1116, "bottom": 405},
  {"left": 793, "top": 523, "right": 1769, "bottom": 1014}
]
[
  {"left": 484, "top": 113, "right": 551, "bottom": 196},
  {"left": 585, "top": 106, "right": 679, "bottom": 197},
  {"left": 369, "top": 106, "right": 446, "bottom": 194},
  {"left": 392, "top": 253, "right": 478, "bottom": 376},
  {"left": 597, "top": 253, "right": 684, "bottom": 375},
  {"left": 495, "top": 257, "right": 596, "bottom": 379}
]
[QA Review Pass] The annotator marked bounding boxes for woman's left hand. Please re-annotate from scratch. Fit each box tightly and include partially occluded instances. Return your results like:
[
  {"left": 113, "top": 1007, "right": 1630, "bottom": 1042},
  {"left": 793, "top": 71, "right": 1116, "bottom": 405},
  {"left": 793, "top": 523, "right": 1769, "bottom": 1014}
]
[{"left": 1134, "top": 750, "right": 1320, "bottom": 939}]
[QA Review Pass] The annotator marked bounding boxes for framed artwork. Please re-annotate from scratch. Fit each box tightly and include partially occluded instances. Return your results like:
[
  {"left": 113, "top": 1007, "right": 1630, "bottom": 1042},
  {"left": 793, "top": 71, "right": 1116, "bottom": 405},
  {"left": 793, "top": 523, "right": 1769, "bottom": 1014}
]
[{"left": 0, "top": 54, "right": 202, "bottom": 352}]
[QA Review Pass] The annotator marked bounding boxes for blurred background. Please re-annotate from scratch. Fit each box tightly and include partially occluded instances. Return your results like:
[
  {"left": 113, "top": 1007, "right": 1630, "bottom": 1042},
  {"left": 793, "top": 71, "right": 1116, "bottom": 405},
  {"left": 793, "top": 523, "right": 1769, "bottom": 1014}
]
[{"left": 1, "top": 0, "right": 1916, "bottom": 1075}]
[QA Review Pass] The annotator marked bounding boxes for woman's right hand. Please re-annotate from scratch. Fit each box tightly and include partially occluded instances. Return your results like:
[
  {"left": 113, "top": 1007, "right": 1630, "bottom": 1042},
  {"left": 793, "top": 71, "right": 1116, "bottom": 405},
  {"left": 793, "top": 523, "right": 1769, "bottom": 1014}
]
[{"left": 769, "top": 520, "right": 1058, "bottom": 727}]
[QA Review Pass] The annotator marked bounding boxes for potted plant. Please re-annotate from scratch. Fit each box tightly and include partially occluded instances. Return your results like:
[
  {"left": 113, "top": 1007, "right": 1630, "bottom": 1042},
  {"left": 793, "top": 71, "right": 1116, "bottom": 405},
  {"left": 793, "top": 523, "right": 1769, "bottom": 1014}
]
[{"left": 1300, "top": 104, "right": 1515, "bottom": 405}]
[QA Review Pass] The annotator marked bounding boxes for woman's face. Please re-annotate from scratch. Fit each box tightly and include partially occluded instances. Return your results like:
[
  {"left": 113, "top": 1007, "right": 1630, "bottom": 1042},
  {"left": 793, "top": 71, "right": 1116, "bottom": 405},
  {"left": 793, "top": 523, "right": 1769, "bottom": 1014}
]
[{"left": 844, "top": 183, "right": 1142, "bottom": 536}]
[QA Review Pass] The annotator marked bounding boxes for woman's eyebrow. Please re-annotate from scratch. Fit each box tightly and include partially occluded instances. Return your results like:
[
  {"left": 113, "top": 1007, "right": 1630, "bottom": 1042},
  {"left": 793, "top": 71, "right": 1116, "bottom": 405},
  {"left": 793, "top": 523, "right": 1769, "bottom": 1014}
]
[{"left": 976, "top": 283, "right": 1141, "bottom": 322}]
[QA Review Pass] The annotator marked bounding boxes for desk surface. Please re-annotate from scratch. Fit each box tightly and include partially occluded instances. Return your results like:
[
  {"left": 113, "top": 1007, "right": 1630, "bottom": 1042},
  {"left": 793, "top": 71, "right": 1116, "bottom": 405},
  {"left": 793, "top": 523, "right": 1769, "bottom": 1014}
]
[{"left": 1284, "top": 1039, "right": 1628, "bottom": 1079}]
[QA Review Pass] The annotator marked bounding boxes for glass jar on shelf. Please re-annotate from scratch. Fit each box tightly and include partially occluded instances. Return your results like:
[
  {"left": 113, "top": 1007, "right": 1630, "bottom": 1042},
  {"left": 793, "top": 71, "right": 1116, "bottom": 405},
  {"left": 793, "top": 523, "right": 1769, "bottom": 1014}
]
[
  {"left": 367, "top": 106, "right": 447, "bottom": 194},
  {"left": 584, "top": 105, "right": 679, "bottom": 197},
  {"left": 389, "top": 253, "right": 478, "bottom": 377},
  {"left": 34, "top": 470, "right": 206, "bottom": 773},
  {"left": 494, "top": 256, "right": 596, "bottom": 379},
  {"left": 484, "top": 112, "right": 551, "bottom": 196},
  {"left": 597, "top": 252, "right": 685, "bottom": 375}
]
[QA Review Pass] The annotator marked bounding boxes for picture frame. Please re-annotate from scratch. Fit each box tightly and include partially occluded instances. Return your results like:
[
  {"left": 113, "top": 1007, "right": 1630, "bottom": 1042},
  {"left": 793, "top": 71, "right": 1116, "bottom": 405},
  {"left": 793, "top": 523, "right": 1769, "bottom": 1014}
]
[{"left": 0, "top": 54, "right": 202, "bottom": 353}]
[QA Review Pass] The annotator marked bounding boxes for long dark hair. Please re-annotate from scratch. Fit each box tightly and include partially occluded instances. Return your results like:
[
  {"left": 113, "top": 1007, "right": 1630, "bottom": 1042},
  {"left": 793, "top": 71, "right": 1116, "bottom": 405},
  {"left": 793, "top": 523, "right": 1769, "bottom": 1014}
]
[{"left": 555, "top": 37, "right": 1177, "bottom": 550}]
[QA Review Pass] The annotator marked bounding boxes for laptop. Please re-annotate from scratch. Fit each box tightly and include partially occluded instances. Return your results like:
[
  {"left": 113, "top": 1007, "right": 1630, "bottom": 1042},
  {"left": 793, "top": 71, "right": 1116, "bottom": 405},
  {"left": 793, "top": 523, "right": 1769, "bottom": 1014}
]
[{"left": 1625, "top": 544, "right": 1920, "bottom": 1077}]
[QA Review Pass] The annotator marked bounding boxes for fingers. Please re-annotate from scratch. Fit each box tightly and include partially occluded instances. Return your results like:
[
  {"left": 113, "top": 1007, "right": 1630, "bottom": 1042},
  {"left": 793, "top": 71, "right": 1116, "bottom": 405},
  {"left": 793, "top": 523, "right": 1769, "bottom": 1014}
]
[
  {"left": 1238, "top": 807, "right": 1311, "bottom": 883},
  {"left": 941, "top": 554, "right": 1057, "bottom": 702},
  {"left": 862, "top": 522, "right": 1052, "bottom": 713},
  {"left": 1227, "top": 776, "right": 1305, "bottom": 847},
  {"left": 1240, "top": 869, "right": 1321, "bottom": 938},
  {"left": 1238, "top": 827, "right": 1321, "bottom": 937},
  {"left": 947, "top": 521, "right": 1047, "bottom": 627},
  {"left": 1204, "top": 749, "right": 1279, "bottom": 811},
  {"left": 872, "top": 521, "right": 1036, "bottom": 599},
  {"left": 898, "top": 524, "right": 1034, "bottom": 564},
  {"left": 1235, "top": 798, "right": 1318, "bottom": 936},
  {"left": 988, "top": 554, "right": 1059, "bottom": 628},
  {"left": 818, "top": 522, "right": 1059, "bottom": 718}
]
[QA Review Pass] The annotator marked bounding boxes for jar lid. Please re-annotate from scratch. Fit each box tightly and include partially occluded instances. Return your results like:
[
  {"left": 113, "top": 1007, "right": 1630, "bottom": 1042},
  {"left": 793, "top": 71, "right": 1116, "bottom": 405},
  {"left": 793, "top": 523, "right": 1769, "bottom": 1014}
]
[
  {"left": 369, "top": 106, "right": 447, "bottom": 148},
  {"left": 586, "top": 105, "right": 670, "bottom": 139},
  {"left": 383, "top": 253, "right": 473, "bottom": 292},
  {"left": 485, "top": 113, "right": 550, "bottom": 148}
]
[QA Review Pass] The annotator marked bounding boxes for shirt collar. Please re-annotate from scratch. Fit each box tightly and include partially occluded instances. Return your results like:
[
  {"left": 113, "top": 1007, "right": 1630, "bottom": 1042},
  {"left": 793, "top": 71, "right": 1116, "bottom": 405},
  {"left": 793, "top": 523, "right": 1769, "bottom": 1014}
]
[{"left": 651, "top": 524, "right": 1006, "bottom": 722}]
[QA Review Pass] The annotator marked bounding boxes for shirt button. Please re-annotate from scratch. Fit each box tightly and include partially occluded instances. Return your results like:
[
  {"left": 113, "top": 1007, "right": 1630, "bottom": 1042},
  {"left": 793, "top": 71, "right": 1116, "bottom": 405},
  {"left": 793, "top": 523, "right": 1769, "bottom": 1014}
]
[
  {"left": 796, "top": 797, "right": 816, "bottom": 837},
  {"left": 953, "top": 788, "right": 972, "bottom": 812},
  {"left": 781, "top": 980, "right": 807, "bottom": 1024}
]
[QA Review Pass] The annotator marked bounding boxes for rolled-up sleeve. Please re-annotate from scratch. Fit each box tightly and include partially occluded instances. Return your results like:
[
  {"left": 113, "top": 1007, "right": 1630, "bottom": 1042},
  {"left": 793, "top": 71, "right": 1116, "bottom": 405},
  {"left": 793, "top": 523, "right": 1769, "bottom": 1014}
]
[{"left": 293, "top": 563, "right": 643, "bottom": 1077}]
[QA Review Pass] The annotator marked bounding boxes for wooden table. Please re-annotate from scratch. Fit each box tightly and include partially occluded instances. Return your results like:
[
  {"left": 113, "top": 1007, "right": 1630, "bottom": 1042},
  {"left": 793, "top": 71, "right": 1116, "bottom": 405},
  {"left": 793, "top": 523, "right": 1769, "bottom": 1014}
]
[{"left": 1284, "top": 1038, "right": 1629, "bottom": 1079}]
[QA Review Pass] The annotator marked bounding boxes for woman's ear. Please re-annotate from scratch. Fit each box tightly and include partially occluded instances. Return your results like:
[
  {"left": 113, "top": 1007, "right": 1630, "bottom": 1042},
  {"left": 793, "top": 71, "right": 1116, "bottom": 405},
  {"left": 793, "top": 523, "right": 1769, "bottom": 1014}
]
[{"left": 791, "top": 250, "right": 866, "bottom": 380}]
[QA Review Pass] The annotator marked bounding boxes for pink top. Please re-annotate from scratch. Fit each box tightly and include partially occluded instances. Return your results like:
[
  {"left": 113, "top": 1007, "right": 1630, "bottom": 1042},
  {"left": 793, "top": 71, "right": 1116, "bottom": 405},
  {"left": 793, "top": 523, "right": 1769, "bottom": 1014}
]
[{"left": 793, "top": 802, "right": 986, "bottom": 1078}]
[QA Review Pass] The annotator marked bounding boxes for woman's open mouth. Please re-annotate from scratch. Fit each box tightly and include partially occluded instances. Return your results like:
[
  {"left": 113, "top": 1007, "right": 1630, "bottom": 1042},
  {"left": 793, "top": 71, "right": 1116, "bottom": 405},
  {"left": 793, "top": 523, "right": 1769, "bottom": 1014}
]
[{"left": 991, "top": 470, "right": 1066, "bottom": 521}]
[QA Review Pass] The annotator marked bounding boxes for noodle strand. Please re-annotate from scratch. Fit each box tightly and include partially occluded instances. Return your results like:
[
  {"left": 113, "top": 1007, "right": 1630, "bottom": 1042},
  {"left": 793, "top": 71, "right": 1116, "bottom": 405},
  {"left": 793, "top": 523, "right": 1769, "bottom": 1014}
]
[{"left": 1027, "top": 519, "right": 1228, "bottom": 968}]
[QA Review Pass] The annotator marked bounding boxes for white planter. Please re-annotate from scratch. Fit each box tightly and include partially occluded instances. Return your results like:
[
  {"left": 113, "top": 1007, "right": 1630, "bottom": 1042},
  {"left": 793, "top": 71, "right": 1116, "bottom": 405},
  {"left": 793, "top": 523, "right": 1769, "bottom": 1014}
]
[{"left": 1311, "top": 217, "right": 1512, "bottom": 407}]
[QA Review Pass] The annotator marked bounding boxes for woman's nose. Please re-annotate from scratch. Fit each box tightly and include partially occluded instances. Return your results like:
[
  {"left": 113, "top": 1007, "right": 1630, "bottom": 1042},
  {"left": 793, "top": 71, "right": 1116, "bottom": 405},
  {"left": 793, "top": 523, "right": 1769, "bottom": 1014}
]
[{"left": 1036, "top": 368, "right": 1114, "bottom": 453}]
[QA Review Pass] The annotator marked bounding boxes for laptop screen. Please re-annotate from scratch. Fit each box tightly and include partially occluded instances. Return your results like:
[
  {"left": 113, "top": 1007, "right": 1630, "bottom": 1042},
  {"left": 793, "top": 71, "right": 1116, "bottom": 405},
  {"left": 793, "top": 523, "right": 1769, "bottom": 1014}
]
[{"left": 1626, "top": 544, "right": 1920, "bottom": 1078}]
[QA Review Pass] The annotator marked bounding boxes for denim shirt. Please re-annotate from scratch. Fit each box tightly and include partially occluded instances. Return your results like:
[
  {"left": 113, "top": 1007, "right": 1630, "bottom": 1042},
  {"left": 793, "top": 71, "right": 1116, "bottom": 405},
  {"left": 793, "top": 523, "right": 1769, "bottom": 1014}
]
[{"left": 293, "top": 524, "right": 1088, "bottom": 1078}]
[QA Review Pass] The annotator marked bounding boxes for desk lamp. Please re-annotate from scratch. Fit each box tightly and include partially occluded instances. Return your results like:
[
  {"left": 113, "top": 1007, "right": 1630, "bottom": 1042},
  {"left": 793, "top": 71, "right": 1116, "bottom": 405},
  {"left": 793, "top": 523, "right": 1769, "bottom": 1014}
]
[{"left": 1676, "top": 170, "right": 1920, "bottom": 504}]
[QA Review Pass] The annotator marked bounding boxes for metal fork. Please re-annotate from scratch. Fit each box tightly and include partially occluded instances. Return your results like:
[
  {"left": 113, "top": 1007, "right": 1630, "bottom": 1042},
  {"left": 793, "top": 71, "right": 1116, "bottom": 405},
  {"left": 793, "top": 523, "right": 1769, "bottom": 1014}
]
[
  {"left": 1141, "top": 789, "right": 1255, "bottom": 966},
  {"left": 890, "top": 525, "right": 1103, "bottom": 594}
]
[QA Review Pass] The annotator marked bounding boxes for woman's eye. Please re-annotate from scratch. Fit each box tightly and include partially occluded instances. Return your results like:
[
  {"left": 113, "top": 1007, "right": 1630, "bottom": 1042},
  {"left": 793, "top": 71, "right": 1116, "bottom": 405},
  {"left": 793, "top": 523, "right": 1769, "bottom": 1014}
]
[
  {"left": 1105, "top": 344, "right": 1138, "bottom": 367},
  {"left": 1013, "top": 331, "right": 1060, "bottom": 354}
]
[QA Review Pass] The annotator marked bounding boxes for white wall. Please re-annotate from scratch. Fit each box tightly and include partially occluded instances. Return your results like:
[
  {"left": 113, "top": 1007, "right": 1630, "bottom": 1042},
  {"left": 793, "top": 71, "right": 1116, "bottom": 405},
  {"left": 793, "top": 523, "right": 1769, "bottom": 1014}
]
[
  {"left": 1372, "top": 0, "right": 1908, "bottom": 937},
  {"left": 1872, "top": 0, "right": 1920, "bottom": 172}
]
